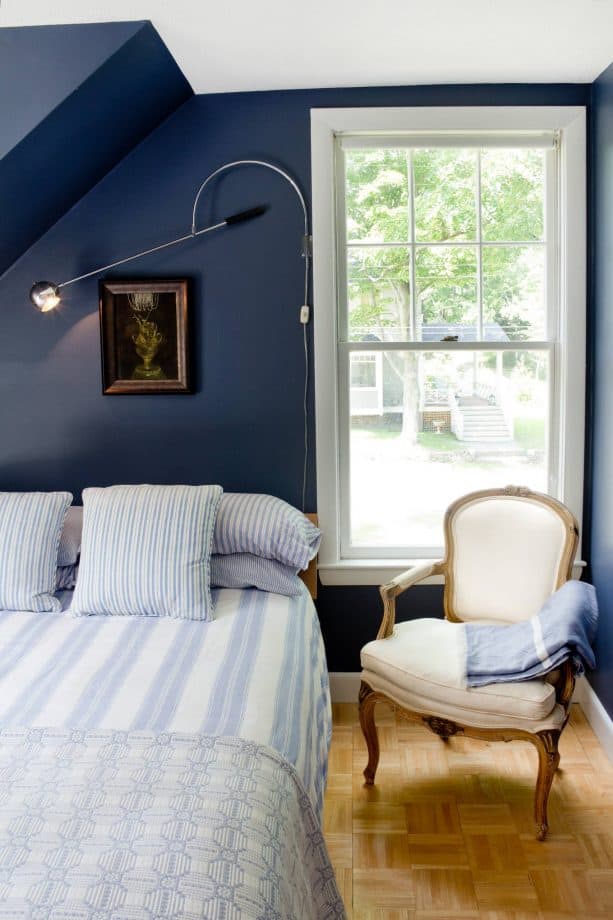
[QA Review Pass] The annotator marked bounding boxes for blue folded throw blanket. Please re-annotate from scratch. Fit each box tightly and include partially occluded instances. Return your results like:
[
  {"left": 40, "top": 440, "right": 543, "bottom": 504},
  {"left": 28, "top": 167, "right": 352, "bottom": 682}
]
[{"left": 465, "top": 580, "right": 598, "bottom": 688}]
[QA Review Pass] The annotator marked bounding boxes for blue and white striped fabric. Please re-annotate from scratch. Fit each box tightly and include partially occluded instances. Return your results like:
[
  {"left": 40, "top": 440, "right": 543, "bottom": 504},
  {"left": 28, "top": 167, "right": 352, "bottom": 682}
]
[
  {"left": 0, "top": 491, "right": 72, "bottom": 612},
  {"left": 71, "top": 484, "right": 222, "bottom": 621},
  {"left": 0, "top": 585, "right": 331, "bottom": 817},
  {"left": 210, "top": 553, "right": 302, "bottom": 595},
  {"left": 466, "top": 580, "right": 598, "bottom": 687},
  {"left": 213, "top": 493, "right": 321, "bottom": 570}
]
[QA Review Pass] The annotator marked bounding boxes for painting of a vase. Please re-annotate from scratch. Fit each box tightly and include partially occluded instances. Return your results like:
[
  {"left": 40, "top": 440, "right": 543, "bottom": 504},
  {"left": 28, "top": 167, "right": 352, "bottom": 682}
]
[
  {"left": 128, "top": 292, "right": 164, "bottom": 380},
  {"left": 99, "top": 280, "right": 190, "bottom": 394}
]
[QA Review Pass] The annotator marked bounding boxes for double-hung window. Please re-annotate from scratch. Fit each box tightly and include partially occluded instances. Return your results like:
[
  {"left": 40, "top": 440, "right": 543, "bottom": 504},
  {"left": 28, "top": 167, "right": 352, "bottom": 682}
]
[{"left": 311, "top": 108, "right": 586, "bottom": 584}]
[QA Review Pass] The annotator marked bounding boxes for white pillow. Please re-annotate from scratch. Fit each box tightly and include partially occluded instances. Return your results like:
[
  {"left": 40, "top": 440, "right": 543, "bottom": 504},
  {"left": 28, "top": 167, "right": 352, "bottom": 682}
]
[
  {"left": 71, "top": 484, "right": 222, "bottom": 620},
  {"left": 0, "top": 491, "right": 72, "bottom": 612}
]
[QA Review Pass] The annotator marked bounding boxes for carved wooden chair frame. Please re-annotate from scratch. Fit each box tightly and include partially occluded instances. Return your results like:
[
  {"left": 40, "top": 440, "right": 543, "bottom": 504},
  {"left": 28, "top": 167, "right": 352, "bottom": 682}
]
[{"left": 359, "top": 485, "right": 580, "bottom": 840}]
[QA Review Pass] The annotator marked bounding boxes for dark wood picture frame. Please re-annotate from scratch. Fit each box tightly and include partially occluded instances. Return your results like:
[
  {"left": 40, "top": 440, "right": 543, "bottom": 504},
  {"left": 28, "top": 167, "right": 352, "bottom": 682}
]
[{"left": 99, "top": 279, "right": 190, "bottom": 394}]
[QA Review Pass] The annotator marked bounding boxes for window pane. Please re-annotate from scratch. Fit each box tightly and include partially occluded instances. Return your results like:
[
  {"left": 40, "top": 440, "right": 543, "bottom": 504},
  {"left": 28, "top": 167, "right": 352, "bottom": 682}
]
[
  {"left": 347, "top": 247, "right": 411, "bottom": 342},
  {"left": 349, "top": 349, "right": 549, "bottom": 549},
  {"left": 414, "top": 149, "right": 477, "bottom": 242},
  {"left": 481, "top": 149, "right": 545, "bottom": 242},
  {"left": 415, "top": 246, "right": 478, "bottom": 337},
  {"left": 482, "top": 246, "right": 546, "bottom": 340},
  {"left": 351, "top": 354, "right": 377, "bottom": 388},
  {"left": 345, "top": 149, "right": 410, "bottom": 243}
]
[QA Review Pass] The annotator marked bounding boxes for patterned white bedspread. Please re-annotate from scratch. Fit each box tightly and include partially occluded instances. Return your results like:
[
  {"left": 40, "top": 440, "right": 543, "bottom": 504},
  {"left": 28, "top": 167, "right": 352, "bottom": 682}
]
[{"left": 0, "top": 728, "right": 345, "bottom": 919}]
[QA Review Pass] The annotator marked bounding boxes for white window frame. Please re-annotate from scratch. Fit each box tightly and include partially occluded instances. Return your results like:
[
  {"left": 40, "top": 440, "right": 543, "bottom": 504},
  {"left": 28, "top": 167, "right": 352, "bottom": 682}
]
[{"left": 311, "top": 106, "right": 586, "bottom": 586}]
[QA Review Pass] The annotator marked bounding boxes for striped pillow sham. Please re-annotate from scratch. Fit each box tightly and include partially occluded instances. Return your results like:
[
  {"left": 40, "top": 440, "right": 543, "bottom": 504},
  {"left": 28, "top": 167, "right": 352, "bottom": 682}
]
[
  {"left": 0, "top": 491, "right": 72, "bottom": 612},
  {"left": 213, "top": 493, "right": 321, "bottom": 570},
  {"left": 71, "top": 484, "right": 222, "bottom": 620},
  {"left": 210, "top": 553, "right": 303, "bottom": 596}
]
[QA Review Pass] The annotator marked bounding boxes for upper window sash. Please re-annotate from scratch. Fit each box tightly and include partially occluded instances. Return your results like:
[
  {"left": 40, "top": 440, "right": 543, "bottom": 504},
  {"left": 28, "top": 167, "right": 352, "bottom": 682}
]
[{"left": 336, "top": 139, "right": 557, "bottom": 348}]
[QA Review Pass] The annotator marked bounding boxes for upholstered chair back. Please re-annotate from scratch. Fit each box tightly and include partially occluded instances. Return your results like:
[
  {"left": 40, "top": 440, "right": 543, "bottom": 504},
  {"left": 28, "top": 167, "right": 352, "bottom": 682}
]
[{"left": 443, "top": 487, "right": 578, "bottom": 625}]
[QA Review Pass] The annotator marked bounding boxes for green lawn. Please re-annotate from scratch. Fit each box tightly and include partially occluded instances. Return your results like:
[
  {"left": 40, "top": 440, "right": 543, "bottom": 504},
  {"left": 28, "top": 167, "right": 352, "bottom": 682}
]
[
  {"left": 353, "top": 416, "right": 545, "bottom": 452},
  {"left": 417, "top": 431, "right": 461, "bottom": 451},
  {"left": 514, "top": 417, "right": 545, "bottom": 449}
]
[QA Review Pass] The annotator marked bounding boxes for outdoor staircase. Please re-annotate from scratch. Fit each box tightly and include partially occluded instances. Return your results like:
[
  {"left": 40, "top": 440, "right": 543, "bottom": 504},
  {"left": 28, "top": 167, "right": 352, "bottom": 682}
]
[{"left": 455, "top": 403, "right": 512, "bottom": 442}]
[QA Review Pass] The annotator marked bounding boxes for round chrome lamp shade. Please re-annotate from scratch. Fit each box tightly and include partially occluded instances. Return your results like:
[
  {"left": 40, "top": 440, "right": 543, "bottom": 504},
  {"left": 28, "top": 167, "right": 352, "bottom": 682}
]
[{"left": 30, "top": 281, "right": 60, "bottom": 312}]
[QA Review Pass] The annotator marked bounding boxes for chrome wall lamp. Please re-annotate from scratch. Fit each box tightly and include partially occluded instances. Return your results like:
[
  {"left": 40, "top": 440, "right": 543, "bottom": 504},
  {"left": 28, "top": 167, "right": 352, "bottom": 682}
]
[
  {"left": 29, "top": 159, "right": 313, "bottom": 509},
  {"left": 30, "top": 159, "right": 311, "bottom": 318},
  {"left": 29, "top": 205, "right": 265, "bottom": 312}
]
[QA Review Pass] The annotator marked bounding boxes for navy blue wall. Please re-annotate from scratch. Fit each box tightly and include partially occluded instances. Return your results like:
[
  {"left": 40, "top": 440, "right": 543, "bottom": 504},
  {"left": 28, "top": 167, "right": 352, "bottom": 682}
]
[
  {"left": 0, "top": 80, "right": 590, "bottom": 672},
  {"left": 0, "top": 22, "right": 142, "bottom": 157},
  {"left": 0, "top": 22, "right": 192, "bottom": 276},
  {"left": 588, "top": 62, "right": 613, "bottom": 716}
]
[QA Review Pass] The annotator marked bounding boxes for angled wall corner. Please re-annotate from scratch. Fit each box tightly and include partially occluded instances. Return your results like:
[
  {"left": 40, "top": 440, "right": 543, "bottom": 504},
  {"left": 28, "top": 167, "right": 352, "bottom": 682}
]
[{"left": 0, "top": 20, "right": 192, "bottom": 277}]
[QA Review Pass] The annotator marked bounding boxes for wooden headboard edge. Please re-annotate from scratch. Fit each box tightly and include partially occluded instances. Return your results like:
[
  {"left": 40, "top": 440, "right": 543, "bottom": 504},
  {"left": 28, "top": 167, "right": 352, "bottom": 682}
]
[{"left": 298, "top": 512, "right": 318, "bottom": 599}]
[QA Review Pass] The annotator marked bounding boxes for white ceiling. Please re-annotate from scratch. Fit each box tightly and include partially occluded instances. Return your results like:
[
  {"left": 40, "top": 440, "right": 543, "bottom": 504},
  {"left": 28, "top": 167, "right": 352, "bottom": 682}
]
[{"left": 2, "top": 0, "right": 612, "bottom": 94}]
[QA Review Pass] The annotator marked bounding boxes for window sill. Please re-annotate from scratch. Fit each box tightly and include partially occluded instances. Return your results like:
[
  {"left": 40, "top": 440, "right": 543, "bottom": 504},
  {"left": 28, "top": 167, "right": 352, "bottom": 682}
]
[{"left": 318, "top": 558, "right": 587, "bottom": 587}]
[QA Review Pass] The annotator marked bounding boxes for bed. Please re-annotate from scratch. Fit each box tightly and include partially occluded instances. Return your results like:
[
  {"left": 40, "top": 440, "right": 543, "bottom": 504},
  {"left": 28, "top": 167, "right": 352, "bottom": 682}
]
[{"left": 0, "top": 584, "right": 345, "bottom": 918}]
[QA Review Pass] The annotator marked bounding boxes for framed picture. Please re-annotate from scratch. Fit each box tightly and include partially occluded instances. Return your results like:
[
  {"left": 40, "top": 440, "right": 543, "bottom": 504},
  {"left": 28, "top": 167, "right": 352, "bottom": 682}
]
[{"left": 99, "top": 279, "right": 190, "bottom": 394}]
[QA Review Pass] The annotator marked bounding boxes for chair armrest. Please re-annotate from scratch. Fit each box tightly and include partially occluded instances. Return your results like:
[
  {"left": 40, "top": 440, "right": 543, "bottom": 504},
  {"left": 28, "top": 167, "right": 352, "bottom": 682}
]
[{"left": 376, "top": 560, "right": 445, "bottom": 639}]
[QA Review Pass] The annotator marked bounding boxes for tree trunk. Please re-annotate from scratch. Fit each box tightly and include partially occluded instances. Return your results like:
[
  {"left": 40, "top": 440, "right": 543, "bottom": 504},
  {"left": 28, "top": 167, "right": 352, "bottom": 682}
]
[
  {"left": 399, "top": 352, "right": 420, "bottom": 451},
  {"left": 388, "top": 281, "right": 421, "bottom": 453}
]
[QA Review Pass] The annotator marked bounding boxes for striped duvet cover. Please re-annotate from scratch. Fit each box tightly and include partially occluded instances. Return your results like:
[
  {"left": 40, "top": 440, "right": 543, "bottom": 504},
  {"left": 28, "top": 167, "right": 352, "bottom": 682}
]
[{"left": 0, "top": 585, "right": 331, "bottom": 818}]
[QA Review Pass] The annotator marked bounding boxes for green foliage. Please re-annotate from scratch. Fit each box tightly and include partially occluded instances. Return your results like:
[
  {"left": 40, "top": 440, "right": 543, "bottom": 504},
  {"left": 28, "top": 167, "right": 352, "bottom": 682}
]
[
  {"left": 344, "top": 147, "right": 545, "bottom": 341},
  {"left": 481, "top": 149, "right": 544, "bottom": 241},
  {"left": 414, "top": 148, "right": 477, "bottom": 242}
]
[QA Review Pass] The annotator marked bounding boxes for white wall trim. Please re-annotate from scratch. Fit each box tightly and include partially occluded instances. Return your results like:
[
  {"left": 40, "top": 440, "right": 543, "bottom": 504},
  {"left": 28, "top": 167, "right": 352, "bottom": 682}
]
[
  {"left": 574, "top": 677, "right": 613, "bottom": 763},
  {"left": 319, "top": 558, "right": 586, "bottom": 587},
  {"left": 329, "top": 672, "right": 362, "bottom": 703}
]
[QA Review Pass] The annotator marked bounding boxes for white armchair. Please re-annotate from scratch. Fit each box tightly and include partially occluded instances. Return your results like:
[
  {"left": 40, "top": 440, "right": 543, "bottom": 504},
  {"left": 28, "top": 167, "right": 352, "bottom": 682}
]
[{"left": 359, "top": 485, "right": 579, "bottom": 841}]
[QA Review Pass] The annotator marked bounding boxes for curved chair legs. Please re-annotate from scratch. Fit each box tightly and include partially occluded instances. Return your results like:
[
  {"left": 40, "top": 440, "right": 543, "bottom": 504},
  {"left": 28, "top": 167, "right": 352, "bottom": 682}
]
[
  {"left": 358, "top": 681, "right": 562, "bottom": 840},
  {"left": 359, "top": 682, "right": 379, "bottom": 785},
  {"left": 533, "top": 730, "right": 561, "bottom": 841}
]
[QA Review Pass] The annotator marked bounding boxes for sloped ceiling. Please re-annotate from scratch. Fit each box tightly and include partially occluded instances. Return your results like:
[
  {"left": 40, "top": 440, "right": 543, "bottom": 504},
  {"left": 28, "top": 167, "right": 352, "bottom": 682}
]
[{"left": 0, "top": 21, "right": 192, "bottom": 277}]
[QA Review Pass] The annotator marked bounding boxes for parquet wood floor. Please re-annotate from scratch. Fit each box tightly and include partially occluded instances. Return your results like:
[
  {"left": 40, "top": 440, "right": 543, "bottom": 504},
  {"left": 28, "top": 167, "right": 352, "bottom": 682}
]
[{"left": 323, "top": 702, "right": 613, "bottom": 919}]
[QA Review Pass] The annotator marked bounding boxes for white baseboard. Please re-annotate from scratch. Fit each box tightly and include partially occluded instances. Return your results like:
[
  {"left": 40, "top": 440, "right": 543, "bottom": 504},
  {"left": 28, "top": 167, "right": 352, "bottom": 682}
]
[
  {"left": 330, "top": 672, "right": 613, "bottom": 764},
  {"left": 329, "top": 672, "right": 361, "bottom": 703},
  {"left": 574, "top": 676, "right": 613, "bottom": 762}
]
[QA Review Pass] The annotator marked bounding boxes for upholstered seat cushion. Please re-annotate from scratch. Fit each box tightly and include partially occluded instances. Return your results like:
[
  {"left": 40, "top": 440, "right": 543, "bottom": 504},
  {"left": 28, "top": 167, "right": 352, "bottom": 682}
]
[{"left": 361, "top": 618, "right": 561, "bottom": 728}]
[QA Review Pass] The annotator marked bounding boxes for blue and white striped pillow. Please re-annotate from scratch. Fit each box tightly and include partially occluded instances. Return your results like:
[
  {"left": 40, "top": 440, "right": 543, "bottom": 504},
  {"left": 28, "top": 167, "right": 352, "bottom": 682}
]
[
  {"left": 210, "top": 553, "right": 303, "bottom": 596},
  {"left": 0, "top": 491, "right": 72, "bottom": 612},
  {"left": 213, "top": 493, "right": 321, "bottom": 570},
  {"left": 71, "top": 484, "right": 223, "bottom": 620}
]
